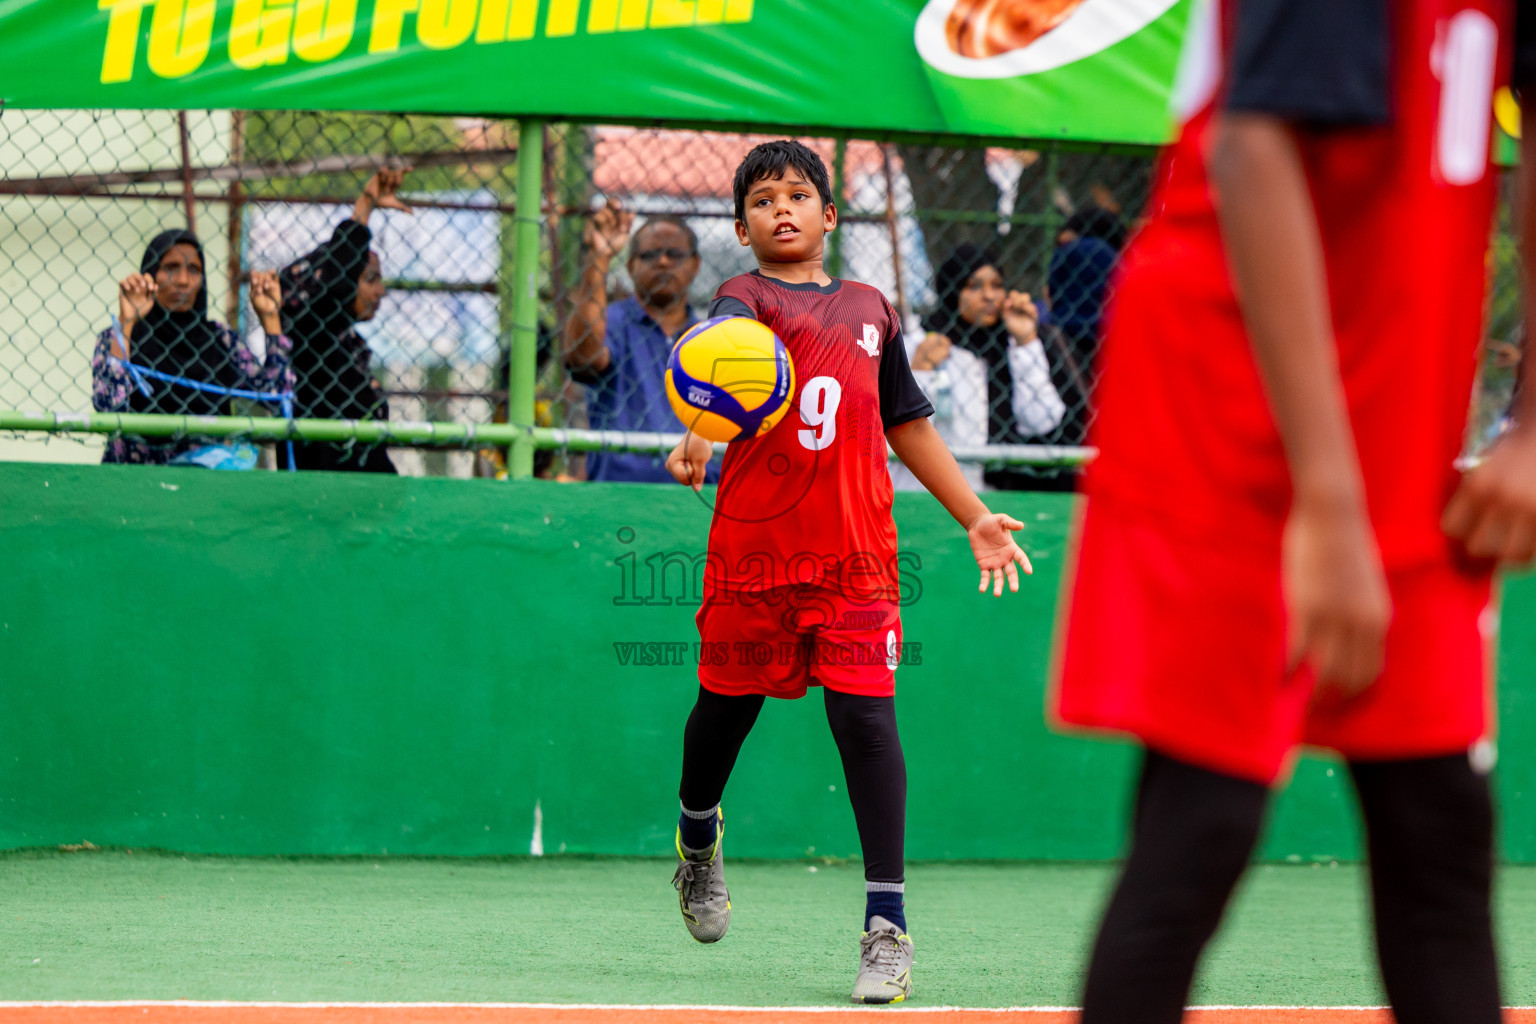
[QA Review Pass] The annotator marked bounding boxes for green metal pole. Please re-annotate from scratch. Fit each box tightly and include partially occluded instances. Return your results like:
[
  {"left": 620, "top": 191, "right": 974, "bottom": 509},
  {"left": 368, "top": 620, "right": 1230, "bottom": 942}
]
[
  {"left": 509, "top": 119, "right": 545, "bottom": 479},
  {"left": 828, "top": 136, "right": 847, "bottom": 278}
]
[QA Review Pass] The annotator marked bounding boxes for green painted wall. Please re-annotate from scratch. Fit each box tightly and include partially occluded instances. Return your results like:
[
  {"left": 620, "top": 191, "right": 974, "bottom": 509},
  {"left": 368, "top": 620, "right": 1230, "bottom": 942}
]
[{"left": 0, "top": 462, "right": 1531, "bottom": 861}]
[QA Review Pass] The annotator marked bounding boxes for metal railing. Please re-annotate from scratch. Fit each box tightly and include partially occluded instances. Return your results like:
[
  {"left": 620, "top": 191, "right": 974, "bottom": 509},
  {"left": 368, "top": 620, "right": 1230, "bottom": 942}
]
[{"left": 0, "top": 108, "right": 1519, "bottom": 482}]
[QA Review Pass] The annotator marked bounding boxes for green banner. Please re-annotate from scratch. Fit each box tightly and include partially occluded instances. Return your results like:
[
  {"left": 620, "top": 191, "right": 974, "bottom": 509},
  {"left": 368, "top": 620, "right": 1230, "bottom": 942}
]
[{"left": 0, "top": 0, "right": 1190, "bottom": 143}]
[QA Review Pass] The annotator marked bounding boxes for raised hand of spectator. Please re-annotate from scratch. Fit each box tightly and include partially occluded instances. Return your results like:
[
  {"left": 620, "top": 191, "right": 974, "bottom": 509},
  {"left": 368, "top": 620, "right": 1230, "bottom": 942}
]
[
  {"left": 1489, "top": 338, "right": 1523, "bottom": 369},
  {"left": 911, "top": 332, "right": 953, "bottom": 371},
  {"left": 584, "top": 198, "right": 634, "bottom": 264},
  {"left": 248, "top": 269, "right": 284, "bottom": 336},
  {"left": 1089, "top": 185, "right": 1123, "bottom": 216},
  {"left": 355, "top": 167, "right": 413, "bottom": 222},
  {"left": 1002, "top": 290, "right": 1039, "bottom": 345},
  {"left": 369, "top": 167, "right": 413, "bottom": 213},
  {"left": 114, "top": 272, "right": 157, "bottom": 357}
]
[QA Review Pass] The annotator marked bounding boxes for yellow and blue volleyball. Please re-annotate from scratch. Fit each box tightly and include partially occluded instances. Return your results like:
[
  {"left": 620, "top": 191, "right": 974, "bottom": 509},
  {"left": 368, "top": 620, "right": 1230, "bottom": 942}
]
[{"left": 665, "top": 316, "right": 795, "bottom": 443}]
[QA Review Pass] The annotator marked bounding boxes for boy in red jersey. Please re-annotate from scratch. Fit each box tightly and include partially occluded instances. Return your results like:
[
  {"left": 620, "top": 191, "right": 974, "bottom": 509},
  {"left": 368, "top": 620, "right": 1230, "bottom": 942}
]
[
  {"left": 664, "top": 140, "right": 1033, "bottom": 1004},
  {"left": 1054, "top": 2, "right": 1536, "bottom": 1021}
]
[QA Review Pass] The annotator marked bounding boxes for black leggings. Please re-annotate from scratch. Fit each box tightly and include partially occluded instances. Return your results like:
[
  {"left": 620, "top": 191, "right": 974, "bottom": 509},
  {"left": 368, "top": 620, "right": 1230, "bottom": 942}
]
[
  {"left": 679, "top": 685, "right": 906, "bottom": 883},
  {"left": 1081, "top": 749, "right": 1500, "bottom": 1024}
]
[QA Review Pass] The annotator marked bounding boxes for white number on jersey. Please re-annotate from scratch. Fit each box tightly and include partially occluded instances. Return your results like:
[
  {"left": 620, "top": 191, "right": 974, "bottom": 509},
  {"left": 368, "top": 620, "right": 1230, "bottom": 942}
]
[
  {"left": 1435, "top": 9, "right": 1497, "bottom": 186},
  {"left": 797, "top": 376, "right": 842, "bottom": 451}
]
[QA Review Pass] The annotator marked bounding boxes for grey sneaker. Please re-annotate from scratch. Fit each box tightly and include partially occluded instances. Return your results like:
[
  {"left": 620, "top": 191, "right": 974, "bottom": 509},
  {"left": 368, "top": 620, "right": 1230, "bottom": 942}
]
[
  {"left": 852, "top": 915, "right": 913, "bottom": 1004},
  {"left": 672, "top": 813, "right": 729, "bottom": 943}
]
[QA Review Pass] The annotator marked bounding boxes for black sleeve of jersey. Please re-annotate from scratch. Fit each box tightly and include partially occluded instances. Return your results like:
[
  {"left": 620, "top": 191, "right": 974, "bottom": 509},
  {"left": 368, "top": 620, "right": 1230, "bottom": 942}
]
[
  {"left": 709, "top": 296, "right": 756, "bottom": 320},
  {"left": 1517, "top": 0, "right": 1536, "bottom": 92},
  {"left": 879, "top": 325, "right": 934, "bottom": 431},
  {"left": 1225, "top": 0, "right": 1391, "bottom": 127}
]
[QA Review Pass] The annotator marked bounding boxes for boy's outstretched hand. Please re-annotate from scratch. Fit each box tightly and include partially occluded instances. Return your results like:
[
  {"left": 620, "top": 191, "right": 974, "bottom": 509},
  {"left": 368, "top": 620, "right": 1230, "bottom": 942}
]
[
  {"left": 966, "top": 512, "right": 1033, "bottom": 596},
  {"left": 354, "top": 167, "right": 413, "bottom": 223},
  {"left": 886, "top": 418, "right": 1034, "bottom": 596}
]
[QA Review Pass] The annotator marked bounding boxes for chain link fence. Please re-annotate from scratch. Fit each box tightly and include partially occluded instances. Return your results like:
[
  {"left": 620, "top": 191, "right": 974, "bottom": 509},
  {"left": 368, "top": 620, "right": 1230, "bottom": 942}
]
[
  {"left": 1475, "top": 170, "right": 1527, "bottom": 452},
  {"left": 0, "top": 107, "right": 1521, "bottom": 483}
]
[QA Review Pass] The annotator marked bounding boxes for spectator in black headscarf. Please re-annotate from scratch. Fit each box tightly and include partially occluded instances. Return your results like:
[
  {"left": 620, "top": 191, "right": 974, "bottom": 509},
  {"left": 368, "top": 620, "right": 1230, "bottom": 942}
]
[
  {"left": 91, "top": 229, "right": 292, "bottom": 466},
  {"left": 910, "top": 243, "right": 1066, "bottom": 491},
  {"left": 277, "top": 169, "right": 409, "bottom": 473}
]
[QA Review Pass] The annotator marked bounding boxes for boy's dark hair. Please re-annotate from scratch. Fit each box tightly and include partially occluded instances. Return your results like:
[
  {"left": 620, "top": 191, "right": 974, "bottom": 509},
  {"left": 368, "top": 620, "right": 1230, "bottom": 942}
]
[{"left": 732, "top": 140, "right": 834, "bottom": 222}]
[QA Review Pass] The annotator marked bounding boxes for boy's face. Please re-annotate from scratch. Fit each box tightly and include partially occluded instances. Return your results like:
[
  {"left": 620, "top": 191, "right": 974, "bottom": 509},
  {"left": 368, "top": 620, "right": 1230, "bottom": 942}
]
[{"left": 735, "top": 171, "right": 837, "bottom": 262}]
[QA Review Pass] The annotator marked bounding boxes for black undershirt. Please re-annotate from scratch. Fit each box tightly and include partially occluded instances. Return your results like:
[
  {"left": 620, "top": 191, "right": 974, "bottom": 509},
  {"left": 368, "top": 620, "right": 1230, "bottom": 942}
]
[{"left": 1225, "top": 0, "right": 1391, "bottom": 127}]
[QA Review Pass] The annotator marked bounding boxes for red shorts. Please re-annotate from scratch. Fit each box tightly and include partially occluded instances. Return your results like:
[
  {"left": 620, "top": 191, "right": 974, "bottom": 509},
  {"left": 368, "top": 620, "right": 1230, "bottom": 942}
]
[
  {"left": 696, "top": 585, "right": 904, "bottom": 699},
  {"left": 1052, "top": 498, "right": 1495, "bottom": 785}
]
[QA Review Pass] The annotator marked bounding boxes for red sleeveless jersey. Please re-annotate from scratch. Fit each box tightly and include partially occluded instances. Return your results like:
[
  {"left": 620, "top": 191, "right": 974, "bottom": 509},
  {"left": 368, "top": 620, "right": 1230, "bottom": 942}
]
[
  {"left": 703, "top": 272, "right": 932, "bottom": 599},
  {"left": 1087, "top": 0, "right": 1511, "bottom": 568}
]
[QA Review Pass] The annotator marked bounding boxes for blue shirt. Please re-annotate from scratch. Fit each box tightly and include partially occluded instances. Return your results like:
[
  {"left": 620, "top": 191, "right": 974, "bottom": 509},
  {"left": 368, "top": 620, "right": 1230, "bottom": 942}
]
[{"left": 581, "top": 297, "right": 720, "bottom": 484}]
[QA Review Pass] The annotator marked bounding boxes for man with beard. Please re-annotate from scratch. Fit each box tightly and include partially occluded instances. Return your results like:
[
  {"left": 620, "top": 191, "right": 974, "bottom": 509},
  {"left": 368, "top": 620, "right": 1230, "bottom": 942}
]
[{"left": 565, "top": 200, "right": 719, "bottom": 483}]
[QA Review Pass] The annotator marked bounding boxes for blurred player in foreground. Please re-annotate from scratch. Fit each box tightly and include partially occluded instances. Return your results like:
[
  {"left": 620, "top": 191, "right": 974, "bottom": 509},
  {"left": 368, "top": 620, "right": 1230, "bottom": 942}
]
[
  {"left": 665, "top": 140, "right": 1033, "bottom": 1003},
  {"left": 1053, "top": 1, "right": 1535, "bottom": 1021}
]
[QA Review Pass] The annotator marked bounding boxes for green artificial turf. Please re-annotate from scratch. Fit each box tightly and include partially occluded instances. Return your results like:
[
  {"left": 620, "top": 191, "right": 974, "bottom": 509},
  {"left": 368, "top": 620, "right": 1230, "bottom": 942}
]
[{"left": 1, "top": 851, "right": 1533, "bottom": 1007}]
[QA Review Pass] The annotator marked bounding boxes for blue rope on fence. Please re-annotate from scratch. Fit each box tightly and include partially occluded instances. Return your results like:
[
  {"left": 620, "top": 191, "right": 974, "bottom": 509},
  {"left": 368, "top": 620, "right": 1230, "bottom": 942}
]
[{"left": 111, "top": 317, "right": 297, "bottom": 471}]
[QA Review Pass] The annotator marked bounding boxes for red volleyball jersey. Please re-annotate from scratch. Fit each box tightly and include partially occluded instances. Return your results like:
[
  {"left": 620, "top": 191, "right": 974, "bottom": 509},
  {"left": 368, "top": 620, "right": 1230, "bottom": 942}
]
[
  {"left": 703, "top": 272, "right": 933, "bottom": 598},
  {"left": 1087, "top": 0, "right": 1510, "bottom": 569}
]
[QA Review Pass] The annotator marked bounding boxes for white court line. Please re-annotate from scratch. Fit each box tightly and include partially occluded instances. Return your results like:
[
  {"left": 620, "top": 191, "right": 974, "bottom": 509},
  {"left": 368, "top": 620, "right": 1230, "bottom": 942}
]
[{"left": 3, "top": 1003, "right": 1533, "bottom": 1013}]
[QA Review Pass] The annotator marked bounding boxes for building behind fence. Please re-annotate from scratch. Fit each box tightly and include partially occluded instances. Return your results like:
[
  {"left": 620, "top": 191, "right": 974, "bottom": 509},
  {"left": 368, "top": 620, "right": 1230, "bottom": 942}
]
[{"left": 0, "top": 109, "right": 1522, "bottom": 480}]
